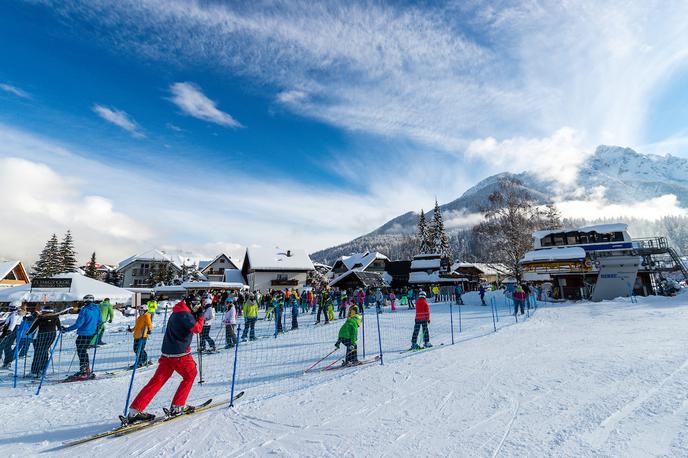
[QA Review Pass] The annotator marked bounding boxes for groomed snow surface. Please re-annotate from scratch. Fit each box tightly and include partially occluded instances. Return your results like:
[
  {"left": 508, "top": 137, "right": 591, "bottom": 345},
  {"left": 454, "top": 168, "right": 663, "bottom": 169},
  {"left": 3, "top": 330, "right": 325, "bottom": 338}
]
[{"left": 2, "top": 291, "right": 688, "bottom": 456}]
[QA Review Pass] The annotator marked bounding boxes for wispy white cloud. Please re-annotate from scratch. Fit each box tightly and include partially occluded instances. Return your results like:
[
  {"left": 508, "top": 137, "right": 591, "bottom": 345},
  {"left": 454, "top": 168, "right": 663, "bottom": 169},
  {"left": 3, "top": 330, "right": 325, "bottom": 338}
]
[
  {"left": 169, "top": 82, "right": 242, "bottom": 128},
  {"left": 0, "top": 83, "right": 30, "bottom": 98},
  {"left": 39, "top": 0, "right": 688, "bottom": 183},
  {"left": 92, "top": 104, "right": 144, "bottom": 138}
]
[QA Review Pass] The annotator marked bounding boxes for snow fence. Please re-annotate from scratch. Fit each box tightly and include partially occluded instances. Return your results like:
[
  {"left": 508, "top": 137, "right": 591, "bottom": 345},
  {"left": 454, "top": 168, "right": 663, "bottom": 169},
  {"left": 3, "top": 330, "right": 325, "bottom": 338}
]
[{"left": 0, "top": 291, "right": 537, "bottom": 414}]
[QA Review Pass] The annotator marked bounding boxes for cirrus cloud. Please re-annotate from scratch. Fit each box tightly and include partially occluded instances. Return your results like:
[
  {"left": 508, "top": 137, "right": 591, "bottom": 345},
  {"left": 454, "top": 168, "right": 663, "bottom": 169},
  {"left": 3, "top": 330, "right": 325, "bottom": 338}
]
[
  {"left": 169, "top": 82, "right": 243, "bottom": 128},
  {"left": 92, "top": 104, "right": 145, "bottom": 138}
]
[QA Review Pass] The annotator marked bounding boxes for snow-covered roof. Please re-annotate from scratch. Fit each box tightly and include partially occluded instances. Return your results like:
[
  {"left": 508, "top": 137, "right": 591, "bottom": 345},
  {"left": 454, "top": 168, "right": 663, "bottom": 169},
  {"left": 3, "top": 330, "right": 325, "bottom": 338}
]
[
  {"left": 0, "top": 273, "right": 133, "bottom": 305},
  {"left": 200, "top": 253, "right": 239, "bottom": 273},
  {"left": 0, "top": 260, "right": 27, "bottom": 282},
  {"left": 223, "top": 269, "right": 246, "bottom": 285},
  {"left": 473, "top": 263, "right": 509, "bottom": 276},
  {"left": 245, "top": 247, "right": 314, "bottom": 272},
  {"left": 411, "top": 258, "right": 441, "bottom": 270},
  {"left": 334, "top": 252, "right": 389, "bottom": 272},
  {"left": 117, "top": 249, "right": 182, "bottom": 271},
  {"left": 521, "top": 247, "right": 587, "bottom": 263},
  {"left": 533, "top": 223, "right": 628, "bottom": 239}
]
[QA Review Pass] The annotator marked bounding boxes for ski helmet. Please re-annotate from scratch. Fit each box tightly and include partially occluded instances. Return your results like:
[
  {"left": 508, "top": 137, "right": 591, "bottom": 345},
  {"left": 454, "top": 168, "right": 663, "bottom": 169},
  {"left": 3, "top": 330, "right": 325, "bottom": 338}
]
[{"left": 83, "top": 294, "right": 95, "bottom": 303}]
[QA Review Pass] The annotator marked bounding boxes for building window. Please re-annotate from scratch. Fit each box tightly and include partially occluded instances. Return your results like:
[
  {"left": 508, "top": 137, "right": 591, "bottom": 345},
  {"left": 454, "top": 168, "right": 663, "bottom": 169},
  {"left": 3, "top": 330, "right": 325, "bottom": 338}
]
[{"left": 276, "top": 274, "right": 288, "bottom": 281}]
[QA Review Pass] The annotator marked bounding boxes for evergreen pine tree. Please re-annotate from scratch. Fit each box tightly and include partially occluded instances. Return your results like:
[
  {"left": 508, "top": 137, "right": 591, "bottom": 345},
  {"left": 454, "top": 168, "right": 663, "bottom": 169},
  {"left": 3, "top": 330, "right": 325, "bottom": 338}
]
[
  {"left": 58, "top": 230, "right": 78, "bottom": 273},
  {"left": 432, "top": 199, "right": 451, "bottom": 258},
  {"left": 42, "top": 233, "right": 62, "bottom": 277},
  {"left": 33, "top": 236, "right": 55, "bottom": 277},
  {"left": 85, "top": 252, "right": 98, "bottom": 279},
  {"left": 417, "top": 209, "right": 432, "bottom": 253}
]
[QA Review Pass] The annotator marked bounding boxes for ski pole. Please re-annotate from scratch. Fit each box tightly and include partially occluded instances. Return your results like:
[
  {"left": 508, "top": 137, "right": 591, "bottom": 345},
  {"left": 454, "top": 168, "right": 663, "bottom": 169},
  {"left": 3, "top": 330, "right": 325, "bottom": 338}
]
[
  {"left": 449, "top": 301, "right": 455, "bottom": 345},
  {"left": 123, "top": 336, "right": 146, "bottom": 416},
  {"left": 375, "top": 305, "right": 383, "bottom": 366},
  {"left": 322, "top": 348, "right": 357, "bottom": 371},
  {"left": 36, "top": 331, "right": 62, "bottom": 396},
  {"left": 304, "top": 347, "right": 338, "bottom": 373},
  {"left": 229, "top": 324, "right": 241, "bottom": 408}
]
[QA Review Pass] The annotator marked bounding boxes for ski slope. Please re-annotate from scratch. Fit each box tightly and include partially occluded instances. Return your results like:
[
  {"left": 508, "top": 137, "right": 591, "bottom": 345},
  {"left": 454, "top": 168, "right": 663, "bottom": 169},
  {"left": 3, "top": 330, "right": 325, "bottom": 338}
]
[{"left": 2, "top": 292, "right": 688, "bottom": 456}]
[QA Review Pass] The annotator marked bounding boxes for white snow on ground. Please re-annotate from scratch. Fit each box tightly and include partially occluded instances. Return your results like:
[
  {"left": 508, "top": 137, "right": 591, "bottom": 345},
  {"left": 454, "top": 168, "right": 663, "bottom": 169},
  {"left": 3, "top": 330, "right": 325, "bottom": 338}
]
[{"left": 2, "top": 292, "right": 688, "bottom": 456}]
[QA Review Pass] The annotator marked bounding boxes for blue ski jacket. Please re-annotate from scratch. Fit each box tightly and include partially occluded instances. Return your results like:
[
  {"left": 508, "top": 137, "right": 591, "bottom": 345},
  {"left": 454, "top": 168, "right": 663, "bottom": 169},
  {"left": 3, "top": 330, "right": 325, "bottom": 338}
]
[{"left": 64, "top": 302, "right": 103, "bottom": 336}]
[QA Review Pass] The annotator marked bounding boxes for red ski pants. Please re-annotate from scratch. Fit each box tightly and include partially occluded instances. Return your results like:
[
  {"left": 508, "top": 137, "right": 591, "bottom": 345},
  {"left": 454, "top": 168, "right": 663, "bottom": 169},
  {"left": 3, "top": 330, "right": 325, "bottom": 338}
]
[{"left": 130, "top": 354, "right": 197, "bottom": 412}]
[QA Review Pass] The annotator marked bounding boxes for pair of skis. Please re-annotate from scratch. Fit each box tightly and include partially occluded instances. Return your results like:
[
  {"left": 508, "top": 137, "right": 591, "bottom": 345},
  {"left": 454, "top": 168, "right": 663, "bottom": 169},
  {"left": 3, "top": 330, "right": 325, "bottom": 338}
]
[
  {"left": 304, "top": 347, "right": 381, "bottom": 373},
  {"left": 58, "top": 391, "right": 244, "bottom": 449}
]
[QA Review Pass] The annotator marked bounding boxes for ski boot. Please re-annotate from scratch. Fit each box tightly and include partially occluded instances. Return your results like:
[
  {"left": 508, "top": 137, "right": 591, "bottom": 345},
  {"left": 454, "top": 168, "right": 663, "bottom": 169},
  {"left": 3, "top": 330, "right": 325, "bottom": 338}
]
[
  {"left": 410, "top": 343, "right": 421, "bottom": 351},
  {"left": 424, "top": 343, "right": 433, "bottom": 348},
  {"left": 167, "top": 404, "right": 195, "bottom": 417},
  {"left": 121, "top": 409, "right": 155, "bottom": 426}
]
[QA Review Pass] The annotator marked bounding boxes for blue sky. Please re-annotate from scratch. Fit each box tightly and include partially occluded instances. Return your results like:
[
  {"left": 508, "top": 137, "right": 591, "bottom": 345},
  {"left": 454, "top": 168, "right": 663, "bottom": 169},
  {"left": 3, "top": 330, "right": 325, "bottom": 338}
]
[{"left": 2, "top": 0, "right": 688, "bottom": 265}]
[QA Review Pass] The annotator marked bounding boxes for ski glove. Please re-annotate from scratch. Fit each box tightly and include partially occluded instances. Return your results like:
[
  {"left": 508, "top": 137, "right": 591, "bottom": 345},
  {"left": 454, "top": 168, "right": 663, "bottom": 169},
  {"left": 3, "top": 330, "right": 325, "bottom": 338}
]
[{"left": 335, "top": 339, "right": 341, "bottom": 349}]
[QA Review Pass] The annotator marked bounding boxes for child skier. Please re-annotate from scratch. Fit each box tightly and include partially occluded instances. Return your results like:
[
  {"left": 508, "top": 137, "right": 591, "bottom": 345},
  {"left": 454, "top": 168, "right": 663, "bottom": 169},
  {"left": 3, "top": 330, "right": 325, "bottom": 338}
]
[
  {"left": 400, "top": 294, "right": 409, "bottom": 309},
  {"left": 390, "top": 292, "right": 396, "bottom": 312},
  {"left": 335, "top": 306, "right": 361, "bottom": 366},
  {"left": 124, "top": 296, "right": 205, "bottom": 424},
  {"left": 127, "top": 304, "right": 152, "bottom": 368},
  {"left": 290, "top": 296, "right": 299, "bottom": 330},
  {"left": 223, "top": 300, "right": 237, "bottom": 348},
  {"left": 200, "top": 302, "right": 216, "bottom": 352},
  {"left": 410, "top": 291, "right": 432, "bottom": 350}
]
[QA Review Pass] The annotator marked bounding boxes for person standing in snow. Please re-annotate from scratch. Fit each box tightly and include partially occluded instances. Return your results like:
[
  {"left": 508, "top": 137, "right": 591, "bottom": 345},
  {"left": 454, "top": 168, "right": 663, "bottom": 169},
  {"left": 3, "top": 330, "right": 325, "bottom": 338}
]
[
  {"left": 241, "top": 294, "right": 258, "bottom": 342},
  {"left": 127, "top": 304, "right": 152, "bottom": 368},
  {"left": 432, "top": 285, "right": 440, "bottom": 302},
  {"left": 479, "top": 285, "right": 487, "bottom": 306},
  {"left": 223, "top": 300, "right": 237, "bottom": 348},
  {"left": 27, "top": 305, "right": 61, "bottom": 378},
  {"left": 522, "top": 283, "right": 532, "bottom": 309},
  {"left": 125, "top": 296, "right": 205, "bottom": 423},
  {"left": 96, "top": 297, "right": 114, "bottom": 346},
  {"left": 335, "top": 305, "right": 361, "bottom": 366},
  {"left": 316, "top": 290, "right": 330, "bottom": 324},
  {"left": 199, "top": 302, "right": 216, "bottom": 352},
  {"left": 454, "top": 284, "right": 464, "bottom": 305},
  {"left": 0, "top": 302, "right": 22, "bottom": 369},
  {"left": 290, "top": 295, "right": 300, "bottom": 330},
  {"left": 410, "top": 291, "right": 432, "bottom": 350},
  {"left": 407, "top": 288, "right": 415, "bottom": 309},
  {"left": 61, "top": 295, "right": 103, "bottom": 378},
  {"left": 374, "top": 288, "right": 384, "bottom": 314},
  {"left": 513, "top": 285, "right": 526, "bottom": 316}
]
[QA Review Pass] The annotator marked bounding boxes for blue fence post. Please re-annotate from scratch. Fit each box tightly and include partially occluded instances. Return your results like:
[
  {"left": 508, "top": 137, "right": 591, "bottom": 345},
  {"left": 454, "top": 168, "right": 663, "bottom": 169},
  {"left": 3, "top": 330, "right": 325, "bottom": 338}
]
[
  {"left": 36, "top": 331, "right": 62, "bottom": 396},
  {"left": 12, "top": 327, "right": 21, "bottom": 388},
  {"left": 492, "top": 297, "right": 499, "bottom": 322},
  {"left": 91, "top": 336, "right": 99, "bottom": 374},
  {"left": 229, "top": 324, "right": 241, "bottom": 407},
  {"left": 458, "top": 302, "right": 462, "bottom": 333},
  {"left": 490, "top": 300, "right": 497, "bottom": 332},
  {"left": 375, "top": 304, "right": 384, "bottom": 365},
  {"left": 449, "top": 301, "right": 455, "bottom": 345},
  {"left": 274, "top": 305, "right": 278, "bottom": 338}
]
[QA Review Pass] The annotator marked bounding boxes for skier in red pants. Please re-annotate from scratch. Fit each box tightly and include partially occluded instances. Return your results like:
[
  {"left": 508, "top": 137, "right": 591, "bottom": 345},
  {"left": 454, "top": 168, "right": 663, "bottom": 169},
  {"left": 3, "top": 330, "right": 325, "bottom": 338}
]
[{"left": 124, "top": 296, "right": 204, "bottom": 424}]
